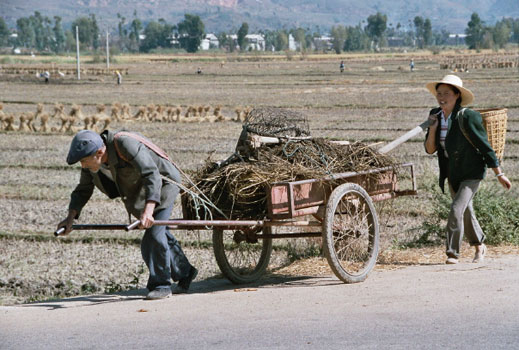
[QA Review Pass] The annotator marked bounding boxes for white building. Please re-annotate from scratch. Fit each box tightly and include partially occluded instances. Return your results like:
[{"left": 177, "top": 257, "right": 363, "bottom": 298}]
[
  {"left": 245, "top": 34, "right": 265, "bottom": 51},
  {"left": 288, "top": 34, "right": 296, "bottom": 51},
  {"left": 313, "top": 35, "right": 333, "bottom": 51},
  {"left": 447, "top": 33, "right": 467, "bottom": 45},
  {"left": 228, "top": 33, "right": 266, "bottom": 51},
  {"left": 200, "top": 33, "right": 220, "bottom": 50}
]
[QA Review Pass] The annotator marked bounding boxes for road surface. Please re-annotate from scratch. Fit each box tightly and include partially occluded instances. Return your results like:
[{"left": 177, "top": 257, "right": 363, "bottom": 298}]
[{"left": 1, "top": 255, "right": 519, "bottom": 349}]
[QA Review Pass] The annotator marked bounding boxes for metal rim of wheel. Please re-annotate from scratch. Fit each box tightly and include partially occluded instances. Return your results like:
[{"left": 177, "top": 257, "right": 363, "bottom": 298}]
[
  {"left": 323, "top": 183, "right": 379, "bottom": 284},
  {"left": 212, "top": 227, "right": 273, "bottom": 284}
]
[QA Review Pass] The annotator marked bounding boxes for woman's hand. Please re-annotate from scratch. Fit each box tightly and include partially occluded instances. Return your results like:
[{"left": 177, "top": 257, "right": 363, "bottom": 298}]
[
  {"left": 498, "top": 175, "right": 512, "bottom": 190},
  {"left": 427, "top": 111, "right": 439, "bottom": 129},
  {"left": 425, "top": 112, "right": 440, "bottom": 154}
]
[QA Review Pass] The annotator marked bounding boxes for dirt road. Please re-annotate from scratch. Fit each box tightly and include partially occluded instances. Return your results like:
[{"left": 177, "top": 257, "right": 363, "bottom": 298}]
[{"left": 2, "top": 255, "right": 519, "bottom": 349}]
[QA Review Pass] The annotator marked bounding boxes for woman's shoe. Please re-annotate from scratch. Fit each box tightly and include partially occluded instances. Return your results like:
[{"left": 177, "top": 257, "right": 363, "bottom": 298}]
[{"left": 473, "top": 244, "right": 487, "bottom": 263}]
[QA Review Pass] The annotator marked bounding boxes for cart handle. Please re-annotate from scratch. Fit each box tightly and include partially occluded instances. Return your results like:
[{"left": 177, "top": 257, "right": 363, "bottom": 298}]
[{"left": 54, "top": 220, "right": 142, "bottom": 236}]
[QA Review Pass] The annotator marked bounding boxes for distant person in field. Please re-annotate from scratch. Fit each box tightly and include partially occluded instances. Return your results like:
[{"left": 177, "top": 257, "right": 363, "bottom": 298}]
[
  {"left": 339, "top": 60, "right": 345, "bottom": 73},
  {"left": 57, "top": 130, "right": 198, "bottom": 300},
  {"left": 424, "top": 75, "right": 511, "bottom": 265},
  {"left": 115, "top": 70, "right": 122, "bottom": 85},
  {"left": 40, "top": 71, "right": 50, "bottom": 83},
  {"left": 410, "top": 59, "right": 415, "bottom": 72},
  {"left": 197, "top": 67, "right": 202, "bottom": 74}
]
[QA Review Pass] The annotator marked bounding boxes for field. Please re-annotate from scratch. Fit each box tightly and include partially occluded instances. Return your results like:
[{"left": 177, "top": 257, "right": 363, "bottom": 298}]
[{"left": 1, "top": 50, "right": 518, "bottom": 304}]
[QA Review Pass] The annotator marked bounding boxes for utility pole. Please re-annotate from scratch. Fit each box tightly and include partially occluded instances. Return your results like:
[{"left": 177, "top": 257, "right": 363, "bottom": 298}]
[
  {"left": 106, "top": 31, "right": 110, "bottom": 69},
  {"left": 76, "top": 26, "right": 80, "bottom": 80}
]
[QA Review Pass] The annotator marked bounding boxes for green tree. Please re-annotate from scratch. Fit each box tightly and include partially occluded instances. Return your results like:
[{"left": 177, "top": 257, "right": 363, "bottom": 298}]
[
  {"left": 140, "top": 20, "right": 173, "bottom": 52},
  {"left": 493, "top": 20, "right": 511, "bottom": 49},
  {"left": 344, "top": 24, "right": 369, "bottom": 51},
  {"left": 423, "top": 19, "right": 433, "bottom": 47},
  {"left": 413, "top": 16, "right": 424, "bottom": 48},
  {"left": 465, "top": 12, "right": 485, "bottom": 50},
  {"left": 262, "top": 29, "right": 277, "bottom": 51},
  {"left": 52, "top": 16, "right": 66, "bottom": 53},
  {"left": 128, "top": 14, "right": 142, "bottom": 52},
  {"left": 330, "top": 25, "right": 347, "bottom": 54},
  {"left": 71, "top": 14, "right": 100, "bottom": 50},
  {"left": 291, "top": 27, "right": 306, "bottom": 52},
  {"left": 512, "top": 19, "right": 519, "bottom": 44},
  {"left": 0, "top": 17, "right": 9, "bottom": 47},
  {"left": 217, "top": 31, "right": 231, "bottom": 51},
  {"left": 64, "top": 29, "right": 76, "bottom": 52},
  {"left": 177, "top": 14, "right": 204, "bottom": 53},
  {"left": 90, "top": 14, "right": 99, "bottom": 50},
  {"left": 366, "top": 12, "right": 387, "bottom": 49},
  {"left": 117, "top": 13, "right": 127, "bottom": 51},
  {"left": 16, "top": 17, "right": 35, "bottom": 48},
  {"left": 237, "top": 22, "right": 248, "bottom": 51},
  {"left": 30, "top": 11, "right": 53, "bottom": 51},
  {"left": 274, "top": 30, "right": 288, "bottom": 51}
]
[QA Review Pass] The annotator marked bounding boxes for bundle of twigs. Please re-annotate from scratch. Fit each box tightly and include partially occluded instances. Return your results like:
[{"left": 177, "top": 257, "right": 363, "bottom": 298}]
[{"left": 184, "top": 138, "right": 396, "bottom": 220}]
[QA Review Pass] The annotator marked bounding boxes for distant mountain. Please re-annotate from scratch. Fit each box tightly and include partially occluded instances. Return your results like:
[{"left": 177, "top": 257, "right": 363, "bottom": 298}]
[{"left": 1, "top": 0, "right": 517, "bottom": 34}]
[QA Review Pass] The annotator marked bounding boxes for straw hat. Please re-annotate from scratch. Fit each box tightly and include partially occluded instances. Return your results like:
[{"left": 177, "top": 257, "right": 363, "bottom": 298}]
[{"left": 425, "top": 74, "right": 474, "bottom": 106}]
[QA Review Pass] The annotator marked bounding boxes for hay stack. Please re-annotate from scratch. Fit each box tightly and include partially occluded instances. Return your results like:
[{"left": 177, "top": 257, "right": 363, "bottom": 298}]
[
  {"left": 184, "top": 107, "right": 395, "bottom": 220},
  {"left": 185, "top": 139, "right": 395, "bottom": 220}
]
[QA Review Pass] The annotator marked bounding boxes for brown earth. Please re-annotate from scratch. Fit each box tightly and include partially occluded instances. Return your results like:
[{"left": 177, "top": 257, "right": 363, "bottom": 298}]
[{"left": 1, "top": 51, "right": 518, "bottom": 305}]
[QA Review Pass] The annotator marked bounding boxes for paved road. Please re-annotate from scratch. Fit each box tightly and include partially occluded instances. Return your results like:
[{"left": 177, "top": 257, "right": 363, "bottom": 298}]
[{"left": 2, "top": 255, "right": 519, "bottom": 349}]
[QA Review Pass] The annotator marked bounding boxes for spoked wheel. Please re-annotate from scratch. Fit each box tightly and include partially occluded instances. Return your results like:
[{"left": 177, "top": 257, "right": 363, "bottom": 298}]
[
  {"left": 213, "top": 226, "right": 273, "bottom": 284},
  {"left": 323, "top": 183, "right": 379, "bottom": 283}
]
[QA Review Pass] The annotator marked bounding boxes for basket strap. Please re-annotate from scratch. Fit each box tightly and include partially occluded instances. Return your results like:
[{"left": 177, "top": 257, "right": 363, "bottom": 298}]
[{"left": 457, "top": 108, "right": 479, "bottom": 151}]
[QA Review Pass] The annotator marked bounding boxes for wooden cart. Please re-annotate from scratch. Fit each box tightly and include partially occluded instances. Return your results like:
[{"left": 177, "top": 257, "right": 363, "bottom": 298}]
[{"left": 178, "top": 162, "right": 417, "bottom": 284}]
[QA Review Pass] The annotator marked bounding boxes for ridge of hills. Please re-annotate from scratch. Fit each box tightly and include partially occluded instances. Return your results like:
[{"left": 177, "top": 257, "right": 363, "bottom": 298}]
[{"left": 1, "top": 0, "right": 517, "bottom": 33}]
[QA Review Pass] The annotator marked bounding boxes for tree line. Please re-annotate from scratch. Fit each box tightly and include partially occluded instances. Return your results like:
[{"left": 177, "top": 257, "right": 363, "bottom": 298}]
[{"left": 0, "top": 11, "right": 518, "bottom": 54}]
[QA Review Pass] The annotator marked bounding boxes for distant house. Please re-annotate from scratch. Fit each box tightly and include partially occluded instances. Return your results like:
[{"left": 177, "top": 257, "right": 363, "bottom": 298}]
[
  {"left": 313, "top": 35, "right": 333, "bottom": 51},
  {"left": 245, "top": 34, "right": 265, "bottom": 51},
  {"left": 200, "top": 33, "right": 219, "bottom": 50},
  {"left": 288, "top": 34, "right": 297, "bottom": 51},
  {"left": 387, "top": 36, "right": 406, "bottom": 47},
  {"left": 447, "top": 34, "right": 466, "bottom": 46},
  {"left": 228, "top": 33, "right": 266, "bottom": 51}
]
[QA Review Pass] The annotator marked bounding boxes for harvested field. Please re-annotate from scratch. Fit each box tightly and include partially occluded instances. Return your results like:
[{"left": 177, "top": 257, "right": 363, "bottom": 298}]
[{"left": 1, "top": 51, "right": 518, "bottom": 304}]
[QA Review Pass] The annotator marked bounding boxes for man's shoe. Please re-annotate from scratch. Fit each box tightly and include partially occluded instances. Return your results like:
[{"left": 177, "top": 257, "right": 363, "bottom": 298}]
[
  {"left": 473, "top": 244, "right": 487, "bottom": 263},
  {"left": 145, "top": 288, "right": 171, "bottom": 300},
  {"left": 172, "top": 267, "right": 198, "bottom": 294},
  {"left": 446, "top": 257, "right": 458, "bottom": 264}
]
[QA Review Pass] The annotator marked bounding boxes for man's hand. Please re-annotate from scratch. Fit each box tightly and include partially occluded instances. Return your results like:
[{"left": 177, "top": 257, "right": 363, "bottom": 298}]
[
  {"left": 139, "top": 201, "right": 156, "bottom": 229},
  {"left": 56, "top": 209, "right": 78, "bottom": 236}
]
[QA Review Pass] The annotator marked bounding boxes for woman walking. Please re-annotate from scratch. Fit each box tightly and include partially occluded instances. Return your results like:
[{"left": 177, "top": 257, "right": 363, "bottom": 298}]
[{"left": 424, "top": 75, "right": 511, "bottom": 264}]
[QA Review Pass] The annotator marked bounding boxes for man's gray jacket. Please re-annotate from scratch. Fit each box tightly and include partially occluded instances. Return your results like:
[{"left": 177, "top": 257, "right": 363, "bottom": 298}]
[{"left": 69, "top": 130, "right": 181, "bottom": 219}]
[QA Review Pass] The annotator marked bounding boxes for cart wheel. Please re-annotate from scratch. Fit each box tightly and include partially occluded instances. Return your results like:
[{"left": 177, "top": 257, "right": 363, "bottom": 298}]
[
  {"left": 213, "top": 227, "right": 272, "bottom": 284},
  {"left": 323, "top": 183, "right": 379, "bottom": 283}
]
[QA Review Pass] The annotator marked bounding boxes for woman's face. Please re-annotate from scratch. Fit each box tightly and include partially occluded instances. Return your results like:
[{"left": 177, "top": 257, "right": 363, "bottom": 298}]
[{"left": 435, "top": 84, "right": 460, "bottom": 112}]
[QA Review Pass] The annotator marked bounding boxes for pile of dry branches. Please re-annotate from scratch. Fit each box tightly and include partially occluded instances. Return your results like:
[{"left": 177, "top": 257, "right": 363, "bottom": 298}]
[{"left": 184, "top": 138, "right": 396, "bottom": 220}]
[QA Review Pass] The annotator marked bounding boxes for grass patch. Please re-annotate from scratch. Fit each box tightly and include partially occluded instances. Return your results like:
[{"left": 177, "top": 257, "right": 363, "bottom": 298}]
[{"left": 412, "top": 175, "right": 519, "bottom": 247}]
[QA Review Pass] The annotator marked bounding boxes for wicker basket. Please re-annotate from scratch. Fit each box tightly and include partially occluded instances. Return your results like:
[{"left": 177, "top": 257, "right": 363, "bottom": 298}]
[{"left": 476, "top": 108, "right": 507, "bottom": 160}]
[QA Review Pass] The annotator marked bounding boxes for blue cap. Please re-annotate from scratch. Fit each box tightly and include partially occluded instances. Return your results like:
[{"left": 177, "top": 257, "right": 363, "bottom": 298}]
[{"left": 66, "top": 130, "right": 104, "bottom": 165}]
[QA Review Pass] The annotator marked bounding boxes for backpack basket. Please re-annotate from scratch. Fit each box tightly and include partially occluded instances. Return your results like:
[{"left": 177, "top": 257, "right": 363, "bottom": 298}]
[{"left": 477, "top": 108, "right": 507, "bottom": 161}]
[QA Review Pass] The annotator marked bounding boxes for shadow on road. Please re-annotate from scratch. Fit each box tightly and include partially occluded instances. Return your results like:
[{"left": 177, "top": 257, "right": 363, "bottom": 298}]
[{"left": 18, "top": 273, "right": 342, "bottom": 310}]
